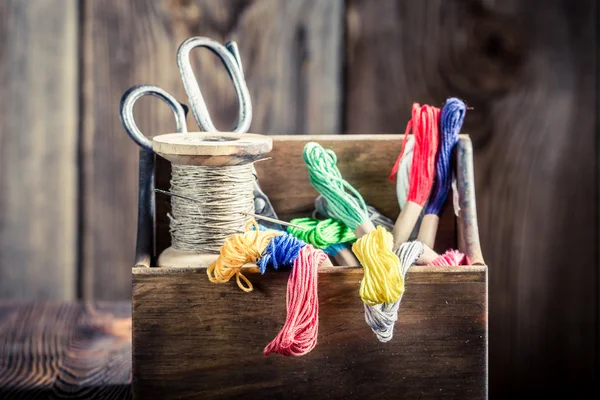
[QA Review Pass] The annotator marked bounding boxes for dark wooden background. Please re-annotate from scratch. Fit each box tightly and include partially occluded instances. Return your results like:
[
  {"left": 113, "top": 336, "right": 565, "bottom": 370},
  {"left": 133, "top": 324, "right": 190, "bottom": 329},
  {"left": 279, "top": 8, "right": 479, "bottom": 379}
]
[{"left": 0, "top": 0, "right": 597, "bottom": 396}]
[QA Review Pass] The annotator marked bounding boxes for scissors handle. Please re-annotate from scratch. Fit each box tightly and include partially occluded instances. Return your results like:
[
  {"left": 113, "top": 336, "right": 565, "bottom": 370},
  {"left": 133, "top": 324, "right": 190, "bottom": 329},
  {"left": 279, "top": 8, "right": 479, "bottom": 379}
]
[
  {"left": 177, "top": 37, "right": 252, "bottom": 133},
  {"left": 120, "top": 85, "right": 188, "bottom": 267},
  {"left": 120, "top": 85, "right": 188, "bottom": 152}
]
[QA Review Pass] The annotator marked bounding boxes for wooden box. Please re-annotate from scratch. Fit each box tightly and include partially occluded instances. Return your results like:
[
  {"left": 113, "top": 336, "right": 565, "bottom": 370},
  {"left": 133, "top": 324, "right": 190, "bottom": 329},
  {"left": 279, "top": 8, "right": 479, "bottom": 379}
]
[{"left": 132, "top": 135, "right": 487, "bottom": 399}]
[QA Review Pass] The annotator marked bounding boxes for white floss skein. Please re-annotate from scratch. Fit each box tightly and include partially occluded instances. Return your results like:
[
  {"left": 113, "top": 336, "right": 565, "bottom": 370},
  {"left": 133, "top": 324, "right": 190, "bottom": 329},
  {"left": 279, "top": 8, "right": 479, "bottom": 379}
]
[
  {"left": 396, "top": 136, "right": 415, "bottom": 211},
  {"left": 395, "top": 136, "right": 426, "bottom": 240}
]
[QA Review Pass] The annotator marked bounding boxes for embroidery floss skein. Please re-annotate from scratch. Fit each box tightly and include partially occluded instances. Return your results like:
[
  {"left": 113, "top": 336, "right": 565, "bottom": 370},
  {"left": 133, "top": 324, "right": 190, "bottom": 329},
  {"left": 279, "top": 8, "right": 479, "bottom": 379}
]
[
  {"left": 418, "top": 98, "right": 466, "bottom": 248},
  {"left": 287, "top": 217, "right": 356, "bottom": 249},
  {"left": 288, "top": 217, "right": 360, "bottom": 266},
  {"left": 257, "top": 230, "right": 305, "bottom": 273},
  {"left": 210, "top": 222, "right": 329, "bottom": 356},
  {"left": 364, "top": 241, "right": 424, "bottom": 342},
  {"left": 323, "top": 243, "right": 348, "bottom": 257},
  {"left": 303, "top": 142, "right": 402, "bottom": 305},
  {"left": 207, "top": 221, "right": 281, "bottom": 292},
  {"left": 392, "top": 104, "right": 441, "bottom": 250},
  {"left": 431, "top": 249, "right": 470, "bottom": 266},
  {"left": 393, "top": 135, "right": 415, "bottom": 211},
  {"left": 323, "top": 243, "right": 360, "bottom": 266},
  {"left": 264, "top": 244, "right": 327, "bottom": 357}
]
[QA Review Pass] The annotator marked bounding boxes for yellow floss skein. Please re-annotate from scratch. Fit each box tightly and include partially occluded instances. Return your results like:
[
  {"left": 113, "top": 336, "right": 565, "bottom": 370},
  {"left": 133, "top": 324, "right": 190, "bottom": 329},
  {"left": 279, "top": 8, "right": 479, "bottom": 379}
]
[
  {"left": 207, "top": 220, "right": 281, "bottom": 292},
  {"left": 352, "top": 226, "right": 404, "bottom": 305}
]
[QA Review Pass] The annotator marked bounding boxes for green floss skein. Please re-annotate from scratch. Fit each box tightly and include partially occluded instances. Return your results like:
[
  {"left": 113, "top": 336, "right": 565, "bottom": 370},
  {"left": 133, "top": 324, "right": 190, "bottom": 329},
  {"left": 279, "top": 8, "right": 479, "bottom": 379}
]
[
  {"left": 303, "top": 142, "right": 369, "bottom": 230},
  {"left": 287, "top": 217, "right": 356, "bottom": 249}
]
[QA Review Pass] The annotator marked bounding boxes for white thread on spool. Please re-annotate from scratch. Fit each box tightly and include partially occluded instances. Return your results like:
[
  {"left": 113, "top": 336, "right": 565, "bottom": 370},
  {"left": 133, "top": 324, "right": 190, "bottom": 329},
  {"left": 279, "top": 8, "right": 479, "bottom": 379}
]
[
  {"left": 153, "top": 132, "right": 272, "bottom": 268},
  {"left": 168, "top": 164, "right": 254, "bottom": 253}
]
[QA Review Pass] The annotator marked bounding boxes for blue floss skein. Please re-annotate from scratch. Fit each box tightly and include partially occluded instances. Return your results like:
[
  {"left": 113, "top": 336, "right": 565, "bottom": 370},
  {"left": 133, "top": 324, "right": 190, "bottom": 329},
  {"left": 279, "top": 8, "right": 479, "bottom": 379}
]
[
  {"left": 324, "top": 243, "right": 347, "bottom": 256},
  {"left": 425, "top": 98, "right": 466, "bottom": 215},
  {"left": 257, "top": 232, "right": 306, "bottom": 274},
  {"left": 257, "top": 224, "right": 285, "bottom": 233}
]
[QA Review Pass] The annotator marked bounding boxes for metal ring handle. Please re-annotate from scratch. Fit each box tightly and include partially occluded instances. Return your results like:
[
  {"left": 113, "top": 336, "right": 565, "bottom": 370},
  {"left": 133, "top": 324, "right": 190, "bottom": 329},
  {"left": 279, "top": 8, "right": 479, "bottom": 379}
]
[
  {"left": 120, "top": 84, "right": 188, "bottom": 151},
  {"left": 177, "top": 37, "right": 252, "bottom": 133}
]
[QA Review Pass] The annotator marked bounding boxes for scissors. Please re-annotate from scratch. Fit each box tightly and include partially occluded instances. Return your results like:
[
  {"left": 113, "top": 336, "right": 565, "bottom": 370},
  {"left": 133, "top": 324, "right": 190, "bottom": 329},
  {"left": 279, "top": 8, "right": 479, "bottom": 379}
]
[
  {"left": 120, "top": 37, "right": 281, "bottom": 267},
  {"left": 177, "top": 38, "right": 280, "bottom": 227}
]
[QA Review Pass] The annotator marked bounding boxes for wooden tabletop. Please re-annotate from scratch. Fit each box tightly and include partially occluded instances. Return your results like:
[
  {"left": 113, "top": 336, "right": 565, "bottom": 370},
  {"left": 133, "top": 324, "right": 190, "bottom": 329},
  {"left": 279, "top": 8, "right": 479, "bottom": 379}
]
[{"left": 0, "top": 302, "right": 132, "bottom": 399}]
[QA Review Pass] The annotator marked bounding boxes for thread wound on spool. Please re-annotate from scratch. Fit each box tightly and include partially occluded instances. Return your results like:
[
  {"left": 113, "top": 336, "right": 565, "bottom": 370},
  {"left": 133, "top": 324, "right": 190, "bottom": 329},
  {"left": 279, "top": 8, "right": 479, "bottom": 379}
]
[
  {"left": 169, "top": 164, "right": 254, "bottom": 253},
  {"left": 287, "top": 217, "right": 356, "bottom": 249},
  {"left": 425, "top": 98, "right": 466, "bottom": 215},
  {"left": 353, "top": 226, "right": 403, "bottom": 305}
]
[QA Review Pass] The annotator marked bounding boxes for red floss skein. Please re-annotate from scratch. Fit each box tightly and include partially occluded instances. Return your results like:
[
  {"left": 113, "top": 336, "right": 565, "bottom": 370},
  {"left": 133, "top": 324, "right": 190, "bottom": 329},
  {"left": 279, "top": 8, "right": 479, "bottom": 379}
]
[
  {"left": 392, "top": 104, "right": 440, "bottom": 249},
  {"left": 408, "top": 104, "right": 440, "bottom": 205},
  {"left": 264, "top": 245, "right": 327, "bottom": 357}
]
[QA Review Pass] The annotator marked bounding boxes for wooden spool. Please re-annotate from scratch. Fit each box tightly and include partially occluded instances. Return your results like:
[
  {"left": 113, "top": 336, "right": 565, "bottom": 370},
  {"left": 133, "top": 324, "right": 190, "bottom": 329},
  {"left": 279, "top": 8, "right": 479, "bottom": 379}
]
[{"left": 153, "top": 131, "right": 273, "bottom": 268}]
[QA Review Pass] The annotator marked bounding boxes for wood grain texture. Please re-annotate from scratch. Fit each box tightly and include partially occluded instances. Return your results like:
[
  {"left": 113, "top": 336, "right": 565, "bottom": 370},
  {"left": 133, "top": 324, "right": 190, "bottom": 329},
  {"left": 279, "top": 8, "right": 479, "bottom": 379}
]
[
  {"left": 156, "top": 134, "right": 458, "bottom": 256},
  {"left": 0, "top": 0, "right": 78, "bottom": 299},
  {"left": 0, "top": 302, "right": 131, "bottom": 399},
  {"left": 345, "top": 0, "right": 598, "bottom": 395},
  {"left": 82, "top": 0, "right": 343, "bottom": 300},
  {"left": 132, "top": 266, "right": 487, "bottom": 399}
]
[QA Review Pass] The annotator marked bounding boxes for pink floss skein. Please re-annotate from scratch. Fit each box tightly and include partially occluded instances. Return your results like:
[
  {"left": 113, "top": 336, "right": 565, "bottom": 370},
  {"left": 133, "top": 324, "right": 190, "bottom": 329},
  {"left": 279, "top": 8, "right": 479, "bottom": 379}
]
[
  {"left": 264, "top": 245, "right": 327, "bottom": 357},
  {"left": 431, "top": 249, "right": 471, "bottom": 266}
]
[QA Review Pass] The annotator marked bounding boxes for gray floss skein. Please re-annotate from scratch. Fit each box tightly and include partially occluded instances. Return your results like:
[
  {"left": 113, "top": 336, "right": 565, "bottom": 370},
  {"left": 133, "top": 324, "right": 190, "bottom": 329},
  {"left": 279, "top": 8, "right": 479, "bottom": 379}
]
[{"left": 363, "top": 241, "right": 425, "bottom": 342}]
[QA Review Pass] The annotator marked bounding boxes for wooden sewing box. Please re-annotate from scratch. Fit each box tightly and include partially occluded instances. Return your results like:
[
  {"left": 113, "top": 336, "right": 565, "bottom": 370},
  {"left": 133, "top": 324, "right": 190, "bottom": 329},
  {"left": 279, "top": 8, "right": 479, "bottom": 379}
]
[{"left": 132, "top": 134, "right": 488, "bottom": 399}]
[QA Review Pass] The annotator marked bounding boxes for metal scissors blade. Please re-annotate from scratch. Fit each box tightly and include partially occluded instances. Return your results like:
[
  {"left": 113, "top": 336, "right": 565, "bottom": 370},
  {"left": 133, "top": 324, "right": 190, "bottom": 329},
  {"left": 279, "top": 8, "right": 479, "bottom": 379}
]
[{"left": 176, "top": 37, "right": 282, "bottom": 230}]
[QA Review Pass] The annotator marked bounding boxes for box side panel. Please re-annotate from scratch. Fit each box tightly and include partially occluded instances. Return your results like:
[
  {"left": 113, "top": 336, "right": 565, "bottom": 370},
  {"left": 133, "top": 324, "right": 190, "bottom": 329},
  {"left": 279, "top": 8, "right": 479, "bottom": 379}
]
[{"left": 132, "top": 267, "right": 487, "bottom": 399}]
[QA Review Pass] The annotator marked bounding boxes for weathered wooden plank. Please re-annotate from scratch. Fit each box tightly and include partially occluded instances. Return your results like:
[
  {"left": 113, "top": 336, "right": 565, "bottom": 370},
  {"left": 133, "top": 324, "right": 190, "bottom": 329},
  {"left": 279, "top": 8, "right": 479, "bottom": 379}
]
[
  {"left": 82, "top": 0, "right": 343, "bottom": 300},
  {"left": 0, "top": 0, "right": 78, "bottom": 299},
  {"left": 345, "top": 0, "right": 598, "bottom": 394},
  {"left": 0, "top": 302, "right": 131, "bottom": 399},
  {"left": 132, "top": 266, "right": 487, "bottom": 399}
]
